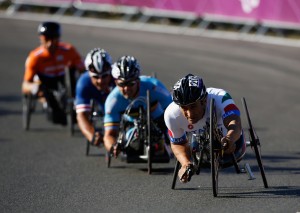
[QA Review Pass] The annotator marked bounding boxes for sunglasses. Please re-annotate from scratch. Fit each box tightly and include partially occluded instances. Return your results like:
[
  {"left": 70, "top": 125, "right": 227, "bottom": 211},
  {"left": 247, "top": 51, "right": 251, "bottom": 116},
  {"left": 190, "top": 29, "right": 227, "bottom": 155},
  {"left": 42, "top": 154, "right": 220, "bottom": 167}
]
[{"left": 116, "top": 80, "right": 137, "bottom": 87}]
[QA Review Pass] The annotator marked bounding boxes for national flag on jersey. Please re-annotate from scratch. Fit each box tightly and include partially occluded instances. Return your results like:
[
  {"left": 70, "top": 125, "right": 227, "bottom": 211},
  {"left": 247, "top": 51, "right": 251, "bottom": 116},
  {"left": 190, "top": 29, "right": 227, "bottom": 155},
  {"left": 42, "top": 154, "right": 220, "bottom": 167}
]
[{"left": 222, "top": 103, "right": 240, "bottom": 119}]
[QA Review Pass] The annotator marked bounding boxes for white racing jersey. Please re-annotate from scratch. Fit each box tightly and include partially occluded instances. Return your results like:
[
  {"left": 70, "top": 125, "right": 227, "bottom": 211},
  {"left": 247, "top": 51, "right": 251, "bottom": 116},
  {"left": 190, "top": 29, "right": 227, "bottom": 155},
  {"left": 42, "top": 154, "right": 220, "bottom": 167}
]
[{"left": 164, "top": 87, "right": 240, "bottom": 144}]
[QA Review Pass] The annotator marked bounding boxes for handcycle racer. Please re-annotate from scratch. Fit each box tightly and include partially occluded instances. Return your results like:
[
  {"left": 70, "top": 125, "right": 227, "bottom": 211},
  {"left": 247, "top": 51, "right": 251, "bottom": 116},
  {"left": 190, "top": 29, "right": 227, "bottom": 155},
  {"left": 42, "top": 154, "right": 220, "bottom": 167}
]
[
  {"left": 21, "top": 21, "right": 85, "bottom": 125},
  {"left": 103, "top": 55, "right": 172, "bottom": 158},
  {"left": 75, "top": 48, "right": 115, "bottom": 146},
  {"left": 164, "top": 74, "right": 246, "bottom": 183}
]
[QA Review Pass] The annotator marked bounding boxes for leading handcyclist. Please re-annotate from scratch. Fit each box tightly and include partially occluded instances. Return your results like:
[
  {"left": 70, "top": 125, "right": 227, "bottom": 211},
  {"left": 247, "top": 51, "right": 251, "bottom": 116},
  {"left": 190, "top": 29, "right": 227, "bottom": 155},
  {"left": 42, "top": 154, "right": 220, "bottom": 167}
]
[
  {"left": 103, "top": 55, "right": 172, "bottom": 157},
  {"left": 22, "top": 21, "right": 85, "bottom": 125},
  {"left": 164, "top": 74, "right": 246, "bottom": 183}
]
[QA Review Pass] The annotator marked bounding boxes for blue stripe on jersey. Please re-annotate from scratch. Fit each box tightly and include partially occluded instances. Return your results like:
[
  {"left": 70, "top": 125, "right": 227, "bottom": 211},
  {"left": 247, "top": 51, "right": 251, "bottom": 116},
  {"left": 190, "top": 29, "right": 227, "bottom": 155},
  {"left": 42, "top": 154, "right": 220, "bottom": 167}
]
[
  {"left": 222, "top": 109, "right": 240, "bottom": 119},
  {"left": 169, "top": 134, "right": 188, "bottom": 145}
]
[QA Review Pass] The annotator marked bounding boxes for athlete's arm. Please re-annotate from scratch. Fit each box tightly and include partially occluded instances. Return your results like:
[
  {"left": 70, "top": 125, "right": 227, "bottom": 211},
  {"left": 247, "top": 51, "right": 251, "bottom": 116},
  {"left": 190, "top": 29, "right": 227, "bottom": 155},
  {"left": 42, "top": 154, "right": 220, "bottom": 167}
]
[
  {"left": 77, "top": 111, "right": 94, "bottom": 142},
  {"left": 103, "top": 128, "right": 119, "bottom": 152},
  {"left": 22, "top": 53, "right": 39, "bottom": 94},
  {"left": 222, "top": 114, "right": 242, "bottom": 153},
  {"left": 171, "top": 141, "right": 191, "bottom": 167}
]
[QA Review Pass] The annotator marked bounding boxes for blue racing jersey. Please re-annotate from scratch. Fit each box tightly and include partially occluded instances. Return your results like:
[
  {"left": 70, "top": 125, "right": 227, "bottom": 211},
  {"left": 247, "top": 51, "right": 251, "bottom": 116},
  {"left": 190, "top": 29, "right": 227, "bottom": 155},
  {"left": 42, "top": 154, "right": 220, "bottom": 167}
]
[
  {"left": 75, "top": 72, "right": 115, "bottom": 113},
  {"left": 104, "top": 75, "right": 172, "bottom": 130}
]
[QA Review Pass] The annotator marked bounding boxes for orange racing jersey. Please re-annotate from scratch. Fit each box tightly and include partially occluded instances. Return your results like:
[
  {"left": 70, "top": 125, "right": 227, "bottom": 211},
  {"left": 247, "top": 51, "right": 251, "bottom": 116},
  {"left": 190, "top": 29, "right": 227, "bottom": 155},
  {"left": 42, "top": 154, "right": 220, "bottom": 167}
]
[{"left": 24, "top": 42, "right": 84, "bottom": 82}]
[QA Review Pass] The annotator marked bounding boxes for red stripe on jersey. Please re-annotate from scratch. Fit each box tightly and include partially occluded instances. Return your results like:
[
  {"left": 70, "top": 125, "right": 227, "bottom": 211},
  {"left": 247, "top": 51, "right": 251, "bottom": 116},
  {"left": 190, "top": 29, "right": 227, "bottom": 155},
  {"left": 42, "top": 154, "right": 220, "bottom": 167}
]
[
  {"left": 224, "top": 104, "right": 239, "bottom": 112},
  {"left": 168, "top": 129, "right": 174, "bottom": 138}
]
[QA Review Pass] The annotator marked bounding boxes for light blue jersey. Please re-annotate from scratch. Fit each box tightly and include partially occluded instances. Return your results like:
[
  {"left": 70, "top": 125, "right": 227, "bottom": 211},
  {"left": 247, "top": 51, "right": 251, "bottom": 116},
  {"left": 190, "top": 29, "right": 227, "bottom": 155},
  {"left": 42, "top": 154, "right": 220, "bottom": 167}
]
[{"left": 104, "top": 75, "right": 172, "bottom": 130}]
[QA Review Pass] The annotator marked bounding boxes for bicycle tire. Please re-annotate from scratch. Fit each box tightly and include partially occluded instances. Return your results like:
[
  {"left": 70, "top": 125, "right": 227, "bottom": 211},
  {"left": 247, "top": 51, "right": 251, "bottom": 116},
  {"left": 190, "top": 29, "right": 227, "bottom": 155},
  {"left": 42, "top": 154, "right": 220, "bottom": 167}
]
[
  {"left": 171, "top": 160, "right": 180, "bottom": 189},
  {"left": 146, "top": 90, "right": 152, "bottom": 174},
  {"left": 69, "top": 103, "right": 75, "bottom": 136},
  {"left": 22, "top": 94, "right": 32, "bottom": 131},
  {"left": 106, "top": 151, "right": 111, "bottom": 168},
  {"left": 210, "top": 98, "right": 219, "bottom": 197},
  {"left": 64, "top": 67, "right": 75, "bottom": 136},
  {"left": 242, "top": 97, "right": 268, "bottom": 188}
]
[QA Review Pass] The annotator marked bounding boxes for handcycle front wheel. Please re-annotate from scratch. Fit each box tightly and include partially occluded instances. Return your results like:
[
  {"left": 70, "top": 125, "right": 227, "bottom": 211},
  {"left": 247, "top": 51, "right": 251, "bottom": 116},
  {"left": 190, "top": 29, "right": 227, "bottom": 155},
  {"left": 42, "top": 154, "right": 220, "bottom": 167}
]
[
  {"left": 106, "top": 151, "right": 112, "bottom": 168},
  {"left": 210, "top": 98, "right": 220, "bottom": 197},
  {"left": 171, "top": 160, "right": 180, "bottom": 189},
  {"left": 242, "top": 97, "right": 268, "bottom": 188}
]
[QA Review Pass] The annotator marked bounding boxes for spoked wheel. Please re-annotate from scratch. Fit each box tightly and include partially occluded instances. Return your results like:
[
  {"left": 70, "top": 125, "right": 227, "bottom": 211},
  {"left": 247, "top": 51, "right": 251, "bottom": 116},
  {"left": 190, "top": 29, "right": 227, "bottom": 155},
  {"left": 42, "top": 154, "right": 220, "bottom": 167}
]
[
  {"left": 22, "top": 94, "right": 33, "bottom": 131},
  {"left": 146, "top": 90, "right": 152, "bottom": 175},
  {"left": 64, "top": 67, "right": 75, "bottom": 136},
  {"left": 106, "top": 151, "right": 112, "bottom": 168},
  {"left": 242, "top": 97, "right": 268, "bottom": 188},
  {"left": 68, "top": 101, "right": 75, "bottom": 136},
  {"left": 86, "top": 140, "right": 90, "bottom": 156},
  {"left": 210, "top": 98, "right": 220, "bottom": 197},
  {"left": 171, "top": 160, "right": 180, "bottom": 189}
]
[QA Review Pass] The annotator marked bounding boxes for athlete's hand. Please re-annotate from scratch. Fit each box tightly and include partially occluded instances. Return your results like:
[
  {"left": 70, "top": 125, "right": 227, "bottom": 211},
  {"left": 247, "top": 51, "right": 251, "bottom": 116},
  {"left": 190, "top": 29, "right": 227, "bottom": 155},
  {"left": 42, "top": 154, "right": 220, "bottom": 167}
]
[
  {"left": 221, "top": 137, "right": 236, "bottom": 154},
  {"left": 110, "top": 143, "right": 121, "bottom": 158},
  {"left": 92, "top": 131, "right": 103, "bottom": 146},
  {"left": 178, "top": 163, "right": 194, "bottom": 183}
]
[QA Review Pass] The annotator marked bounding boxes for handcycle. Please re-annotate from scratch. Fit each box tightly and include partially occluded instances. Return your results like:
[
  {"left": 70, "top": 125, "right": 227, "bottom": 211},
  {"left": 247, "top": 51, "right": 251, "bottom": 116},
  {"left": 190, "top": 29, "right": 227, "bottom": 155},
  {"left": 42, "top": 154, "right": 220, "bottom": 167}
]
[
  {"left": 22, "top": 67, "right": 77, "bottom": 135},
  {"left": 171, "top": 97, "right": 268, "bottom": 197},
  {"left": 85, "top": 99, "right": 104, "bottom": 156},
  {"left": 106, "top": 90, "right": 170, "bottom": 174}
]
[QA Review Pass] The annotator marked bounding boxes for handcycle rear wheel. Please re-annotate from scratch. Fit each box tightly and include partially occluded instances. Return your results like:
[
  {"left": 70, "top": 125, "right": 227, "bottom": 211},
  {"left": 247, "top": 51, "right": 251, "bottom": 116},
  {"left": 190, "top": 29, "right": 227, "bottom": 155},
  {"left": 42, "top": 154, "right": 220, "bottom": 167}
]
[
  {"left": 22, "top": 94, "right": 34, "bottom": 131},
  {"left": 210, "top": 98, "right": 220, "bottom": 197},
  {"left": 64, "top": 67, "right": 76, "bottom": 136},
  {"left": 146, "top": 90, "right": 152, "bottom": 175},
  {"left": 242, "top": 97, "right": 268, "bottom": 188}
]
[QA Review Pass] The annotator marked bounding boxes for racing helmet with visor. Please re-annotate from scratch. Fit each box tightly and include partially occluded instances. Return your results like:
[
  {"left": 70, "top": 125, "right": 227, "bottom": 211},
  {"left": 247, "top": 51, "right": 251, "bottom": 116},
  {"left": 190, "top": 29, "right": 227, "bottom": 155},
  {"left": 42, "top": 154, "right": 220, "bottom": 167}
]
[
  {"left": 172, "top": 74, "right": 207, "bottom": 106},
  {"left": 111, "top": 55, "right": 140, "bottom": 81},
  {"left": 85, "top": 48, "right": 112, "bottom": 78},
  {"left": 38, "top": 22, "right": 61, "bottom": 38}
]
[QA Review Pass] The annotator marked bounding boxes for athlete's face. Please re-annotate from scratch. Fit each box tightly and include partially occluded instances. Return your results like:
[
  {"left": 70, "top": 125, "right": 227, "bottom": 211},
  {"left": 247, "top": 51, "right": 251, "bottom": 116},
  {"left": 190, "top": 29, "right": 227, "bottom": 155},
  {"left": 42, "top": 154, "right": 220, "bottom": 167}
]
[
  {"left": 39, "top": 35, "right": 59, "bottom": 53},
  {"left": 180, "top": 99, "right": 206, "bottom": 124},
  {"left": 90, "top": 72, "right": 112, "bottom": 92},
  {"left": 116, "top": 78, "right": 139, "bottom": 99}
]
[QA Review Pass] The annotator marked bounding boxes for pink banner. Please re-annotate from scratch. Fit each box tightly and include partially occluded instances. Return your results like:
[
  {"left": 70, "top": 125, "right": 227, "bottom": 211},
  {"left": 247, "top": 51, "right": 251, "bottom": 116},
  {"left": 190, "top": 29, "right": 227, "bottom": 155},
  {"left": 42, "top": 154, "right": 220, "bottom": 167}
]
[{"left": 79, "top": 0, "right": 300, "bottom": 25}]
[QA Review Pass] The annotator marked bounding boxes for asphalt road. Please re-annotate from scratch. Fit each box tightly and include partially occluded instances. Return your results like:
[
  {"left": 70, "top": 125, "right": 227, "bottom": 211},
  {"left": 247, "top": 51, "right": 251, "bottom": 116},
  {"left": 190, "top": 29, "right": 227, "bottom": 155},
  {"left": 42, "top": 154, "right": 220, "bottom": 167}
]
[{"left": 0, "top": 13, "right": 299, "bottom": 213}]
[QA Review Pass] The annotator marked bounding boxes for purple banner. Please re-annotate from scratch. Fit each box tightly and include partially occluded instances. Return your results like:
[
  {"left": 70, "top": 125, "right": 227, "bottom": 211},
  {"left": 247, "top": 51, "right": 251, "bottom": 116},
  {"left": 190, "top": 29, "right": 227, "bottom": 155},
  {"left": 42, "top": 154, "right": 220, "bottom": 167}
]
[{"left": 79, "top": 0, "right": 300, "bottom": 25}]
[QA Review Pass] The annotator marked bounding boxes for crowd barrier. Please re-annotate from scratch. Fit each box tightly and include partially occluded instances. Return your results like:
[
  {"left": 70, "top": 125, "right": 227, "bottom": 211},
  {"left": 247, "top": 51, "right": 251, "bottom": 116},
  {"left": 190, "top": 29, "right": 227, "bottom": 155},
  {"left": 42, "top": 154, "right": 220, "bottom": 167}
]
[{"left": 4, "top": 0, "right": 300, "bottom": 36}]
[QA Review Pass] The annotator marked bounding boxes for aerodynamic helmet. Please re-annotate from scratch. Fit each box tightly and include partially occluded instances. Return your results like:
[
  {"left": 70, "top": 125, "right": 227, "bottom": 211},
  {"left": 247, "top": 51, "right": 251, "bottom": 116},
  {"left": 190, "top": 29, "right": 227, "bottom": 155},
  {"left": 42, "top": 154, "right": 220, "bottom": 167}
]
[
  {"left": 111, "top": 56, "right": 140, "bottom": 80},
  {"left": 172, "top": 74, "right": 207, "bottom": 106},
  {"left": 38, "top": 22, "right": 61, "bottom": 38},
  {"left": 84, "top": 48, "right": 112, "bottom": 75}
]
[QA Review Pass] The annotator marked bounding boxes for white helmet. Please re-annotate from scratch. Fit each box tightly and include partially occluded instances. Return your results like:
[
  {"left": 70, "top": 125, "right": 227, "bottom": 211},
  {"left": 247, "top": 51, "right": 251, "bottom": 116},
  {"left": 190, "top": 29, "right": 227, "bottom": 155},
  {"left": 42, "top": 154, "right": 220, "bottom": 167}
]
[{"left": 84, "top": 48, "right": 112, "bottom": 75}]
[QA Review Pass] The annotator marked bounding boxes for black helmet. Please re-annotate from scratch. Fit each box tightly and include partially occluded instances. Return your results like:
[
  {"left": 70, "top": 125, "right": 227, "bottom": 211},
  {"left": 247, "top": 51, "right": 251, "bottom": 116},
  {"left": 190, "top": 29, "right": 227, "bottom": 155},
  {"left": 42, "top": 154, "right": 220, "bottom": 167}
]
[
  {"left": 38, "top": 22, "right": 61, "bottom": 38},
  {"left": 85, "top": 48, "right": 112, "bottom": 75},
  {"left": 112, "top": 56, "right": 140, "bottom": 80},
  {"left": 172, "top": 74, "right": 207, "bottom": 106}
]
